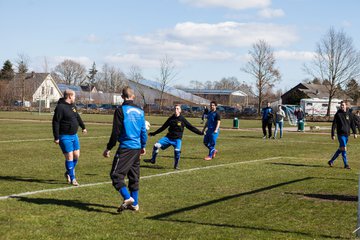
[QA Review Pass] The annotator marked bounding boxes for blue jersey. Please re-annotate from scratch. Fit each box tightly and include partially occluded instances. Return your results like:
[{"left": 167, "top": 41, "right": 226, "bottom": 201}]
[
  {"left": 207, "top": 110, "right": 221, "bottom": 131},
  {"left": 106, "top": 100, "right": 147, "bottom": 150}
]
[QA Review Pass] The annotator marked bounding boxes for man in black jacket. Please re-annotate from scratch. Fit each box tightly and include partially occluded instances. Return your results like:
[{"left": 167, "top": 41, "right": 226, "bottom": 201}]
[
  {"left": 52, "top": 89, "right": 87, "bottom": 185},
  {"left": 144, "top": 105, "right": 203, "bottom": 169},
  {"left": 328, "top": 101, "right": 357, "bottom": 169}
]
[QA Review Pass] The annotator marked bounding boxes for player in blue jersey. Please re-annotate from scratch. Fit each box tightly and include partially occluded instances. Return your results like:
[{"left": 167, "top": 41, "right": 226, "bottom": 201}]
[
  {"left": 103, "top": 86, "right": 147, "bottom": 212},
  {"left": 144, "top": 104, "right": 203, "bottom": 170},
  {"left": 328, "top": 101, "right": 357, "bottom": 169},
  {"left": 203, "top": 101, "right": 221, "bottom": 161},
  {"left": 52, "top": 89, "right": 87, "bottom": 186}
]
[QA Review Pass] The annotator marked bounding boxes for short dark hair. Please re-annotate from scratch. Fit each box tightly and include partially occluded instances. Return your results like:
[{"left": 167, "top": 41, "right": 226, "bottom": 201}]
[
  {"left": 210, "top": 101, "right": 217, "bottom": 106},
  {"left": 63, "top": 89, "right": 75, "bottom": 99},
  {"left": 122, "top": 86, "right": 134, "bottom": 99}
]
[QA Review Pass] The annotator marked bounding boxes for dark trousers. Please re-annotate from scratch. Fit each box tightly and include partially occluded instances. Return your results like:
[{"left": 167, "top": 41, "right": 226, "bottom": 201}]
[
  {"left": 110, "top": 148, "right": 141, "bottom": 192},
  {"left": 262, "top": 120, "right": 272, "bottom": 138}
]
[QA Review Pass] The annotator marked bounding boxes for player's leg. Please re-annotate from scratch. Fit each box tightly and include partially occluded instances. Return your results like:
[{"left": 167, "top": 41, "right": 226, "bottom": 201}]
[
  {"left": 267, "top": 122, "right": 272, "bottom": 138},
  {"left": 110, "top": 148, "right": 135, "bottom": 211},
  {"left": 279, "top": 122, "right": 283, "bottom": 138},
  {"left": 59, "top": 135, "right": 76, "bottom": 185},
  {"left": 339, "top": 136, "right": 349, "bottom": 168},
  {"left": 262, "top": 120, "right": 267, "bottom": 138},
  {"left": 173, "top": 139, "right": 182, "bottom": 170},
  {"left": 328, "top": 135, "right": 343, "bottom": 167},
  {"left": 127, "top": 150, "right": 141, "bottom": 211}
]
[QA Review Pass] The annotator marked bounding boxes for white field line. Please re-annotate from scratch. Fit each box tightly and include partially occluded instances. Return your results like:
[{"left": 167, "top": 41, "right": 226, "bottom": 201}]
[
  {"left": 0, "top": 156, "right": 295, "bottom": 200},
  {"left": 0, "top": 134, "right": 334, "bottom": 146}
]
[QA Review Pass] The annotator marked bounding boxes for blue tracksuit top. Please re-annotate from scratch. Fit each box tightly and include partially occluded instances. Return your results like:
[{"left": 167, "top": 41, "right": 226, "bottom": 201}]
[
  {"left": 106, "top": 100, "right": 147, "bottom": 150},
  {"left": 262, "top": 107, "right": 272, "bottom": 120},
  {"left": 207, "top": 110, "right": 221, "bottom": 132}
]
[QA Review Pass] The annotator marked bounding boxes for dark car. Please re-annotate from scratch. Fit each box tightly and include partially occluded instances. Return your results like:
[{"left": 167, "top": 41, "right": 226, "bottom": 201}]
[
  {"left": 181, "top": 104, "right": 191, "bottom": 112},
  {"left": 222, "top": 105, "right": 240, "bottom": 114},
  {"left": 191, "top": 106, "right": 204, "bottom": 112},
  {"left": 242, "top": 107, "right": 257, "bottom": 116},
  {"left": 99, "top": 104, "right": 112, "bottom": 110},
  {"left": 76, "top": 103, "right": 86, "bottom": 109},
  {"left": 87, "top": 104, "right": 98, "bottom": 109}
]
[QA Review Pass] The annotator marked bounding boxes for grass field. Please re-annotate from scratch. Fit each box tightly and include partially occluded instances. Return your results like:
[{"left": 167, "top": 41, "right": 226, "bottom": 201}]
[{"left": 1, "top": 112, "right": 360, "bottom": 239}]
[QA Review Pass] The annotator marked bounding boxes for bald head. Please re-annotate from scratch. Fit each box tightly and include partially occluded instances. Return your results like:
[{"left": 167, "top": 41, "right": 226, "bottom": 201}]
[
  {"left": 122, "top": 86, "right": 135, "bottom": 100},
  {"left": 63, "top": 89, "right": 75, "bottom": 104}
]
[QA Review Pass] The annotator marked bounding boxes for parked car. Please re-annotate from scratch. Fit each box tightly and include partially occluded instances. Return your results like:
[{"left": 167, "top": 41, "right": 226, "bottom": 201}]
[
  {"left": 242, "top": 107, "right": 257, "bottom": 116},
  {"left": 76, "top": 103, "right": 86, "bottom": 109},
  {"left": 191, "top": 106, "right": 204, "bottom": 112},
  {"left": 181, "top": 104, "right": 191, "bottom": 112},
  {"left": 87, "top": 103, "right": 98, "bottom": 109},
  {"left": 216, "top": 106, "right": 225, "bottom": 113},
  {"left": 99, "top": 104, "right": 112, "bottom": 110},
  {"left": 222, "top": 105, "right": 240, "bottom": 114}
]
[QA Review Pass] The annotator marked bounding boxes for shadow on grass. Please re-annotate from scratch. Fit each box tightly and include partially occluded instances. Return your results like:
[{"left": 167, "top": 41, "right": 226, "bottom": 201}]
[
  {"left": 155, "top": 219, "right": 345, "bottom": 239},
  {"left": 12, "top": 196, "right": 118, "bottom": 214},
  {"left": 140, "top": 164, "right": 166, "bottom": 169},
  {"left": 269, "top": 162, "right": 325, "bottom": 168},
  {"left": 0, "top": 175, "right": 63, "bottom": 185},
  {"left": 285, "top": 192, "right": 358, "bottom": 202},
  {"left": 159, "top": 155, "right": 200, "bottom": 160},
  {"left": 147, "top": 177, "right": 313, "bottom": 220},
  {"left": 147, "top": 176, "right": 346, "bottom": 239}
]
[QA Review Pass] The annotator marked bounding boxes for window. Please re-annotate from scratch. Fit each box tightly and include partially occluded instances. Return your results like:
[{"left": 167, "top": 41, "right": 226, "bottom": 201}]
[
  {"left": 50, "top": 87, "right": 53, "bottom": 95},
  {"left": 322, "top": 104, "right": 328, "bottom": 107},
  {"left": 306, "top": 103, "right": 312, "bottom": 106},
  {"left": 42, "top": 87, "right": 45, "bottom": 95}
]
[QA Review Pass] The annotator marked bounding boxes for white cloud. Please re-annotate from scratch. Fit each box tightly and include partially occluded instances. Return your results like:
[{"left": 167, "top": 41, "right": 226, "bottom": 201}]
[
  {"left": 180, "top": 0, "right": 271, "bottom": 10},
  {"left": 257, "top": 8, "right": 285, "bottom": 18},
  {"left": 104, "top": 54, "right": 160, "bottom": 68},
  {"left": 274, "top": 50, "right": 315, "bottom": 61},
  {"left": 167, "top": 21, "right": 298, "bottom": 47},
  {"left": 341, "top": 20, "right": 352, "bottom": 28},
  {"left": 85, "top": 34, "right": 101, "bottom": 43}
]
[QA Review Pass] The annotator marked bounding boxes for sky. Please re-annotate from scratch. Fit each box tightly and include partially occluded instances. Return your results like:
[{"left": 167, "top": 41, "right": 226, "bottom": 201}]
[{"left": 1, "top": 0, "right": 360, "bottom": 92}]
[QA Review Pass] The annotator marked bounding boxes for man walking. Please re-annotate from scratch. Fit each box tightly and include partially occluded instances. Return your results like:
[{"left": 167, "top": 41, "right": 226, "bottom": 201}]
[
  {"left": 262, "top": 102, "right": 273, "bottom": 139},
  {"left": 328, "top": 101, "right": 357, "bottom": 169},
  {"left": 203, "top": 101, "right": 221, "bottom": 161},
  {"left": 52, "top": 89, "right": 87, "bottom": 186},
  {"left": 144, "top": 104, "right": 203, "bottom": 169},
  {"left": 103, "top": 86, "right": 147, "bottom": 212}
]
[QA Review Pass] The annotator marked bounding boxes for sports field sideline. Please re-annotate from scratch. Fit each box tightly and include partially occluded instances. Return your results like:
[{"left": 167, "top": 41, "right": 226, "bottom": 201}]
[{"left": 1, "top": 112, "right": 360, "bottom": 239}]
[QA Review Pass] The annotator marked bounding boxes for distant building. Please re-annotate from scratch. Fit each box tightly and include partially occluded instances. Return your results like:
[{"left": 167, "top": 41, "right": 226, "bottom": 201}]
[
  {"left": 6, "top": 72, "right": 62, "bottom": 108},
  {"left": 128, "top": 79, "right": 210, "bottom": 107},
  {"left": 183, "top": 89, "right": 248, "bottom": 106},
  {"left": 281, "top": 83, "right": 351, "bottom": 105}
]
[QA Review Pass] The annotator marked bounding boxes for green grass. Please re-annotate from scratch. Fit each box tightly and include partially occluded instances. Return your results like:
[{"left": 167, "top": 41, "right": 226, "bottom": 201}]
[{"left": 0, "top": 112, "right": 359, "bottom": 239}]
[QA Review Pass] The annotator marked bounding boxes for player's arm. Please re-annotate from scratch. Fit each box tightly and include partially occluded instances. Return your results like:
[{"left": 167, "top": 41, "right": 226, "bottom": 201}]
[
  {"left": 214, "top": 112, "right": 221, "bottom": 133},
  {"left": 331, "top": 114, "right": 337, "bottom": 140},
  {"left": 76, "top": 112, "right": 87, "bottom": 134},
  {"left": 105, "top": 108, "right": 123, "bottom": 154},
  {"left": 52, "top": 106, "right": 62, "bottom": 143},
  {"left": 150, "top": 117, "right": 170, "bottom": 136},
  {"left": 183, "top": 117, "right": 203, "bottom": 135}
]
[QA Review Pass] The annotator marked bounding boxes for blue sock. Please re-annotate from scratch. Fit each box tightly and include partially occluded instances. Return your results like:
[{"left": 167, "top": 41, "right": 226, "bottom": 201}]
[
  {"left": 209, "top": 148, "right": 215, "bottom": 158},
  {"left": 330, "top": 149, "right": 341, "bottom": 162},
  {"left": 174, "top": 150, "right": 181, "bottom": 168},
  {"left": 119, "top": 186, "right": 131, "bottom": 200},
  {"left": 73, "top": 159, "right": 78, "bottom": 168},
  {"left": 341, "top": 151, "right": 348, "bottom": 166},
  {"left": 65, "top": 160, "right": 75, "bottom": 181},
  {"left": 130, "top": 190, "right": 139, "bottom": 206}
]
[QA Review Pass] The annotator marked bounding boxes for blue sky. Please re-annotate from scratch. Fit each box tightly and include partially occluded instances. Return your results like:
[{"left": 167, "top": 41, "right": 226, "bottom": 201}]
[{"left": 1, "top": 0, "right": 359, "bottom": 91}]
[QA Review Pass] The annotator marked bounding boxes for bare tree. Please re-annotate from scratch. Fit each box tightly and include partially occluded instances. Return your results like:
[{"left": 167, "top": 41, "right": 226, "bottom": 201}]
[
  {"left": 242, "top": 39, "right": 281, "bottom": 114},
  {"left": 304, "top": 27, "right": 360, "bottom": 116},
  {"left": 127, "top": 65, "right": 147, "bottom": 106},
  {"left": 157, "top": 55, "right": 178, "bottom": 108},
  {"left": 15, "top": 54, "right": 30, "bottom": 104},
  {"left": 53, "top": 59, "right": 86, "bottom": 85}
]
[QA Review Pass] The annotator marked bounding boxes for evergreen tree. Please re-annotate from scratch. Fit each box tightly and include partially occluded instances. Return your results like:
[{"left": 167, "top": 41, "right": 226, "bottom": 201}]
[{"left": 0, "top": 60, "right": 15, "bottom": 80}]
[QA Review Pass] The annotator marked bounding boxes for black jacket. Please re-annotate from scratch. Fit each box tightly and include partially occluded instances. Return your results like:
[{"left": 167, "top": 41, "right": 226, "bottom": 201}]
[
  {"left": 331, "top": 109, "right": 356, "bottom": 137},
  {"left": 52, "top": 98, "right": 86, "bottom": 140},
  {"left": 150, "top": 114, "right": 202, "bottom": 139}
]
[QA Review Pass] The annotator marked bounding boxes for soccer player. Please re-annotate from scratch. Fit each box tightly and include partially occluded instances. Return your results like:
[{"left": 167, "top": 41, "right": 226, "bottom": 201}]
[
  {"left": 328, "top": 101, "right": 357, "bottom": 169},
  {"left": 103, "top": 86, "right": 147, "bottom": 212},
  {"left": 52, "top": 89, "right": 87, "bottom": 186},
  {"left": 202, "top": 101, "right": 221, "bottom": 161},
  {"left": 144, "top": 104, "right": 203, "bottom": 169}
]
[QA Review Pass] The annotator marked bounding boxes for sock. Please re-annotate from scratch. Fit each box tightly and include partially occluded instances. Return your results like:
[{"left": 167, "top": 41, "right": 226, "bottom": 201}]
[
  {"left": 73, "top": 159, "right": 78, "bottom": 168},
  {"left": 130, "top": 190, "right": 139, "bottom": 206},
  {"left": 151, "top": 144, "right": 161, "bottom": 163},
  {"left": 341, "top": 151, "right": 348, "bottom": 166},
  {"left": 209, "top": 148, "right": 215, "bottom": 158},
  {"left": 119, "top": 186, "right": 131, "bottom": 200},
  {"left": 174, "top": 150, "right": 181, "bottom": 168},
  {"left": 330, "top": 149, "right": 341, "bottom": 163},
  {"left": 65, "top": 160, "right": 75, "bottom": 181}
]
